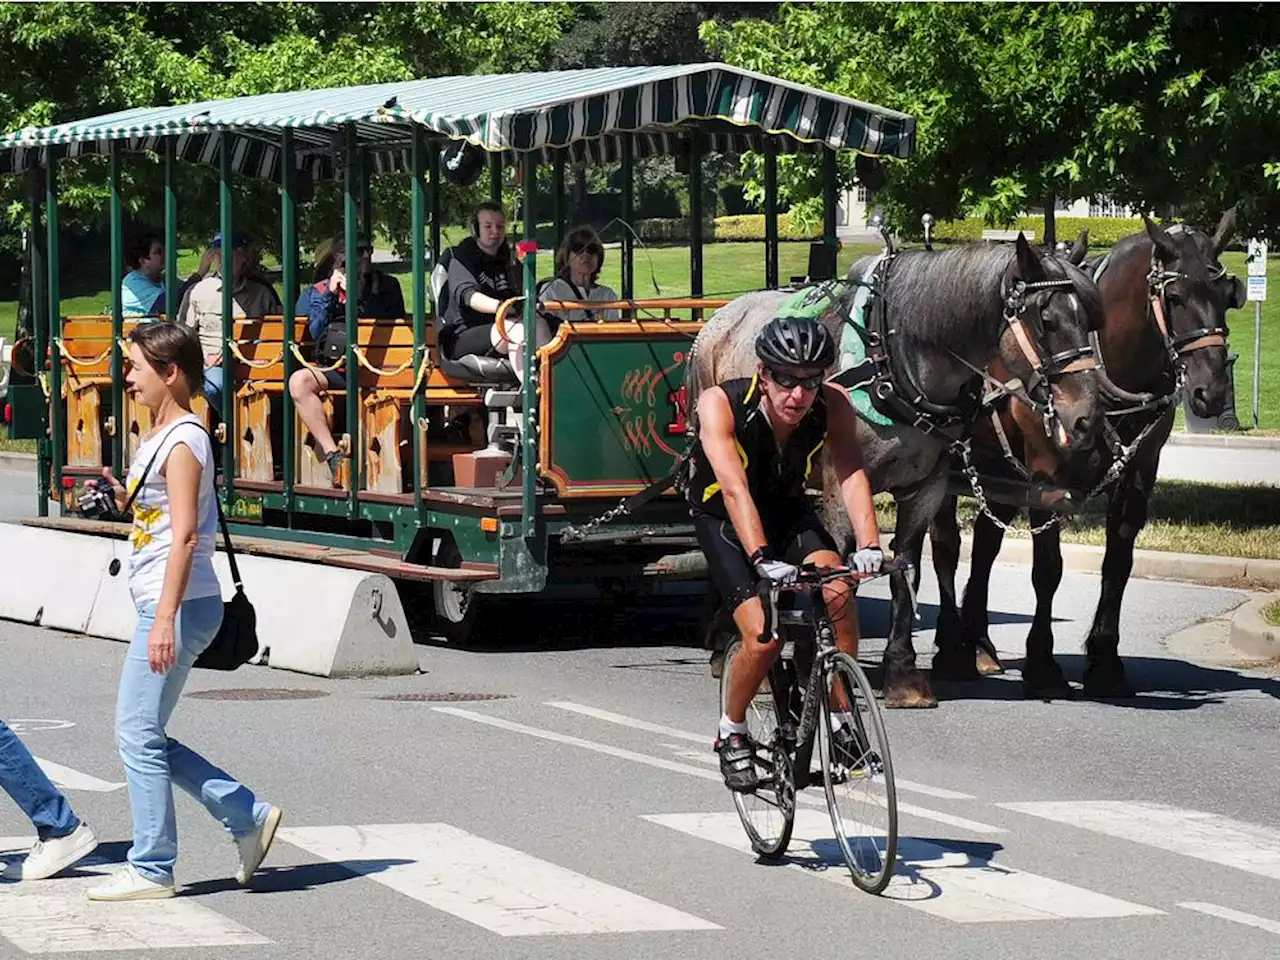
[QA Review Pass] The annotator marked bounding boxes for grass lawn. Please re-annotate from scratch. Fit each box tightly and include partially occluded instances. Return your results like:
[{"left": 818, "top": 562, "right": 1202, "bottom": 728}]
[
  {"left": 0, "top": 424, "right": 34, "bottom": 454},
  {"left": 1263, "top": 599, "right": 1280, "bottom": 626}
]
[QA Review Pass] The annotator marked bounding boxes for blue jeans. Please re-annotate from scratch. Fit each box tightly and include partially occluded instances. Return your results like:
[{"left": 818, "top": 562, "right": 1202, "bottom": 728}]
[
  {"left": 202, "top": 365, "right": 223, "bottom": 402},
  {"left": 116, "top": 595, "right": 268, "bottom": 883},
  {"left": 0, "top": 720, "right": 80, "bottom": 841}
]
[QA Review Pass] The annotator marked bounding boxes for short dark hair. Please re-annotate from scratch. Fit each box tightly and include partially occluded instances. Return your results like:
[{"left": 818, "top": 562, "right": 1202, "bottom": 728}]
[
  {"left": 129, "top": 321, "right": 204, "bottom": 395},
  {"left": 471, "top": 201, "right": 506, "bottom": 235},
  {"left": 126, "top": 232, "right": 163, "bottom": 270}
]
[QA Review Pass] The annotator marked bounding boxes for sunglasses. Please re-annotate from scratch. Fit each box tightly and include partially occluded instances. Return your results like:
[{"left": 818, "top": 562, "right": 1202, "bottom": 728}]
[
  {"left": 767, "top": 368, "right": 824, "bottom": 390},
  {"left": 571, "top": 243, "right": 603, "bottom": 256}
]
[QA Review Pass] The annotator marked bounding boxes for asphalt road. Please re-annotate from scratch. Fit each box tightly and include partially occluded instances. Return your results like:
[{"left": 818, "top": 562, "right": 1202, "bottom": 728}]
[
  {"left": 1157, "top": 443, "right": 1279, "bottom": 486},
  {"left": 3, "top": 555, "right": 1279, "bottom": 960}
]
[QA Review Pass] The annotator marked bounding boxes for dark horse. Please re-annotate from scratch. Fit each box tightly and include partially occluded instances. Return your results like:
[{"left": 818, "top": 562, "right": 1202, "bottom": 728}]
[
  {"left": 686, "top": 234, "right": 1105, "bottom": 708},
  {"left": 922, "top": 209, "right": 1245, "bottom": 699}
]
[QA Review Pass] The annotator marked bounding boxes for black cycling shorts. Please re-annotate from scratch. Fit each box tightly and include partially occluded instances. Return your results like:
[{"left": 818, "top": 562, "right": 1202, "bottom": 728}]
[{"left": 692, "top": 507, "right": 838, "bottom": 612}]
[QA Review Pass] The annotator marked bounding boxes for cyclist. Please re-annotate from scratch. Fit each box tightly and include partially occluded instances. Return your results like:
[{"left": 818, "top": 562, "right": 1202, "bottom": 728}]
[{"left": 685, "top": 314, "right": 884, "bottom": 792}]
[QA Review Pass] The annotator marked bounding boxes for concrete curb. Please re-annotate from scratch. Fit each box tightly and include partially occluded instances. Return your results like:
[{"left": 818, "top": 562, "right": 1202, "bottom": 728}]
[
  {"left": 1229, "top": 593, "right": 1280, "bottom": 659},
  {"left": 1167, "top": 432, "right": 1280, "bottom": 450},
  {"left": 0, "top": 451, "right": 36, "bottom": 471}
]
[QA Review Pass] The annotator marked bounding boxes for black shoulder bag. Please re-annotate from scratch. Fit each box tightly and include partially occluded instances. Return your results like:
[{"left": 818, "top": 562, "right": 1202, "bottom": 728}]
[{"left": 120, "top": 420, "right": 259, "bottom": 671}]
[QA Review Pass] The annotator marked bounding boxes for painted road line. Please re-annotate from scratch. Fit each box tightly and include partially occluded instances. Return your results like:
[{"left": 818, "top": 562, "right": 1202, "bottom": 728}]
[
  {"left": 645, "top": 811, "right": 1163, "bottom": 923},
  {"left": 33, "top": 757, "right": 124, "bottom": 793},
  {"left": 543, "top": 700, "right": 976, "bottom": 801},
  {"left": 1178, "top": 902, "right": 1280, "bottom": 937},
  {"left": 436, "top": 707, "right": 1004, "bottom": 835},
  {"left": 999, "top": 801, "right": 1280, "bottom": 881},
  {"left": 0, "top": 864, "right": 269, "bottom": 953},
  {"left": 277, "top": 823, "right": 720, "bottom": 936}
]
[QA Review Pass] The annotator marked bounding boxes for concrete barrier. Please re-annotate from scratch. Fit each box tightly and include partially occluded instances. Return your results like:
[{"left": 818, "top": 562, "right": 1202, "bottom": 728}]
[
  {"left": 1229, "top": 593, "right": 1280, "bottom": 660},
  {"left": 0, "top": 522, "right": 419, "bottom": 678}
]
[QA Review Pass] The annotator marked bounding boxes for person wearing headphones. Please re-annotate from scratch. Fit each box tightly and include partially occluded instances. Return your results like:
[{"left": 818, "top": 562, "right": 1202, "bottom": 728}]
[{"left": 439, "top": 202, "right": 525, "bottom": 372}]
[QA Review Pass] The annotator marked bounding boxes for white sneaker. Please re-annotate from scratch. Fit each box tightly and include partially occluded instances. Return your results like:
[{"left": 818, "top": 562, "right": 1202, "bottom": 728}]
[
  {"left": 1, "top": 823, "right": 99, "bottom": 881},
  {"left": 234, "top": 805, "right": 282, "bottom": 884},
  {"left": 87, "top": 864, "right": 176, "bottom": 901}
]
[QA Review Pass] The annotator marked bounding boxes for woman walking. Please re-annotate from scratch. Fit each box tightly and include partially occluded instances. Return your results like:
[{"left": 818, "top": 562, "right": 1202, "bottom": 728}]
[{"left": 88, "top": 322, "right": 281, "bottom": 901}]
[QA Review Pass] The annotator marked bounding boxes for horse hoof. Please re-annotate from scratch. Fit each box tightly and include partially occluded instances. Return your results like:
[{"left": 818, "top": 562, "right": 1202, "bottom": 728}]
[
  {"left": 709, "top": 649, "right": 725, "bottom": 679},
  {"left": 1082, "top": 663, "right": 1135, "bottom": 699},
  {"left": 884, "top": 670, "right": 938, "bottom": 709},
  {"left": 976, "top": 649, "right": 1006, "bottom": 676},
  {"left": 931, "top": 650, "right": 982, "bottom": 683}
]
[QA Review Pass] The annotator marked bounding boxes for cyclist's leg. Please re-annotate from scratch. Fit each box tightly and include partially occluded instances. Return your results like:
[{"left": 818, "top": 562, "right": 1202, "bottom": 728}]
[{"left": 785, "top": 518, "right": 860, "bottom": 717}]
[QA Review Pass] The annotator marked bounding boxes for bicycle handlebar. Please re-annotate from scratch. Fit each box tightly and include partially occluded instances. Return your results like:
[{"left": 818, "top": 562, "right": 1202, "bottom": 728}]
[{"left": 785, "top": 557, "right": 912, "bottom": 587}]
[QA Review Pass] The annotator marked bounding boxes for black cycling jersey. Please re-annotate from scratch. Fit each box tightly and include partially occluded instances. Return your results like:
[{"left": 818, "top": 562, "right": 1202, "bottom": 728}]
[{"left": 684, "top": 375, "right": 827, "bottom": 523}]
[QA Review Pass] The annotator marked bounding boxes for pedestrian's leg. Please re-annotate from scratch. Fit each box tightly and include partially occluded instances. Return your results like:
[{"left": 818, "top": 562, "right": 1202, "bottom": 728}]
[{"left": 0, "top": 719, "right": 80, "bottom": 840}]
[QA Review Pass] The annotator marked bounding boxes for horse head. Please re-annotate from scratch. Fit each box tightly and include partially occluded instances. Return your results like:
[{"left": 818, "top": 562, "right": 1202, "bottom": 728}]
[
  {"left": 995, "top": 233, "right": 1104, "bottom": 456},
  {"left": 1142, "top": 208, "right": 1244, "bottom": 419}
]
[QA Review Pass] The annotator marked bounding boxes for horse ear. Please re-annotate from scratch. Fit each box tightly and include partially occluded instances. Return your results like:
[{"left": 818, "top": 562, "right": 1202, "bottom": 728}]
[
  {"left": 1143, "top": 214, "right": 1179, "bottom": 264},
  {"left": 1015, "top": 232, "right": 1046, "bottom": 282},
  {"left": 1067, "top": 229, "right": 1089, "bottom": 265},
  {"left": 1211, "top": 205, "right": 1238, "bottom": 256}
]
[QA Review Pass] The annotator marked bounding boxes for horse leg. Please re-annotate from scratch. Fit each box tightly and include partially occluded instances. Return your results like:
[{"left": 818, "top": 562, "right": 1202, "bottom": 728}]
[
  {"left": 1082, "top": 469, "right": 1152, "bottom": 699},
  {"left": 882, "top": 477, "right": 947, "bottom": 709},
  {"left": 929, "top": 495, "right": 983, "bottom": 682},
  {"left": 958, "top": 506, "right": 1015, "bottom": 676},
  {"left": 1021, "top": 511, "right": 1074, "bottom": 700}
]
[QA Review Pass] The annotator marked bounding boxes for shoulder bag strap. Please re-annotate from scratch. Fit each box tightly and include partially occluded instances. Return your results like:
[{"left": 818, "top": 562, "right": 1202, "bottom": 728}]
[{"left": 121, "top": 421, "right": 188, "bottom": 515}]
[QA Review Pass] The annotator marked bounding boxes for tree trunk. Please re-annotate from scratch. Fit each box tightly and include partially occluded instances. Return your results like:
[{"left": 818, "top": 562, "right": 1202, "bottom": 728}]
[{"left": 1044, "top": 189, "right": 1057, "bottom": 247}]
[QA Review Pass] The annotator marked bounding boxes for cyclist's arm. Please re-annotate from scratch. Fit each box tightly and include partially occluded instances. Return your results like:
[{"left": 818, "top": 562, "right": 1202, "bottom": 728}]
[
  {"left": 824, "top": 384, "right": 881, "bottom": 552},
  {"left": 697, "top": 386, "right": 769, "bottom": 558}
]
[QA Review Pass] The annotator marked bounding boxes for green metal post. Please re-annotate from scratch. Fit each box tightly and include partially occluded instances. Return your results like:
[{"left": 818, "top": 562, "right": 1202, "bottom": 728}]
[
  {"left": 822, "top": 147, "right": 838, "bottom": 267},
  {"left": 411, "top": 128, "right": 427, "bottom": 516},
  {"left": 218, "top": 131, "right": 235, "bottom": 494},
  {"left": 46, "top": 156, "right": 63, "bottom": 502},
  {"left": 428, "top": 142, "right": 441, "bottom": 285},
  {"left": 489, "top": 151, "right": 503, "bottom": 206},
  {"left": 360, "top": 147, "right": 373, "bottom": 241},
  {"left": 344, "top": 124, "right": 360, "bottom": 518},
  {"left": 164, "top": 137, "right": 178, "bottom": 318},
  {"left": 280, "top": 129, "right": 298, "bottom": 515},
  {"left": 621, "top": 136, "right": 634, "bottom": 299},
  {"left": 109, "top": 143, "right": 123, "bottom": 478},
  {"left": 689, "top": 134, "right": 703, "bottom": 299},
  {"left": 764, "top": 142, "right": 779, "bottom": 289},
  {"left": 521, "top": 157, "right": 537, "bottom": 538},
  {"left": 552, "top": 151, "right": 566, "bottom": 256},
  {"left": 29, "top": 169, "right": 48, "bottom": 515}
]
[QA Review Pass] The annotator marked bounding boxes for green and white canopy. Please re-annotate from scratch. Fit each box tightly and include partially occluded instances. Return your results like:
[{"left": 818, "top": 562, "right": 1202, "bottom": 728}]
[{"left": 0, "top": 63, "right": 915, "bottom": 180}]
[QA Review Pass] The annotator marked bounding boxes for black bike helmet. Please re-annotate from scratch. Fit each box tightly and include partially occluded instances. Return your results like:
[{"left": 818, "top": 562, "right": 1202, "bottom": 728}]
[{"left": 755, "top": 314, "right": 836, "bottom": 369}]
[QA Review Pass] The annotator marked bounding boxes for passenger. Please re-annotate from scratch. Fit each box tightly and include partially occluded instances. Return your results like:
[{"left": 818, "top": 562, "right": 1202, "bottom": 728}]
[
  {"left": 537, "top": 226, "right": 620, "bottom": 325},
  {"left": 440, "top": 202, "right": 527, "bottom": 377},
  {"left": 176, "top": 231, "right": 279, "bottom": 404},
  {"left": 0, "top": 720, "right": 99, "bottom": 880},
  {"left": 88, "top": 322, "right": 281, "bottom": 900},
  {"left": 288, "top": 235, "right": 405, "bottom": 486},
  {"left": 162, "top": 246, "right": 220, "bottom": 317},
  {"left": 121, "top": 232, "right": 165, "bottom": 319}
]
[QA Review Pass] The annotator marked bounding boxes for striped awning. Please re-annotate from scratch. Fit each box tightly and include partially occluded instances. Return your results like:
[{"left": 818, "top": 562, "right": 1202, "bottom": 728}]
[{"left": 0, "top": 63, "right": 915, "bottom": 180}]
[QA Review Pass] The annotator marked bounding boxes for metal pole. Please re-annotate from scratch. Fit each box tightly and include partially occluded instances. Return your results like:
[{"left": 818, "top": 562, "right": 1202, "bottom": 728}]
[
  {"left": 164, "top": 137, "right": 178, "bottom": 319},
  {"left": 1254, "top": 299, "right": 1262, "bottom": 429},
  {"left": 521, "top": 157, "right": 538, "bottom": 538},
  {"left": 428, "top": 141, "right": 441, "bottom": 289},
  {"left": 360, "top": 147, "right": 373, "bottom": 242},
  {"left": 689, "top": 134, "right": 703, "bottom": 300},
  {"left": 489, "top": 151, "right": 503, "bottom": 206},
  {"left": 764, "top": 141, "right": 778, "bottom": 289},
  {"left": 411, "top": 127, "right": 427, "bottom": 515},
  {"left": 218, "top": 131, "right": 235, "bottom": 495},
  {"left": 46, "top": 155, "right": 63, "bottom": 502},
  {"left": 28, "top": 168, "right": 48, "bottom": 516},
  {"left": 822, "top": 146, "right": 838, "bottom": 275},
  {"left": 344, "top": 124, "right": 360, "bottom": 518},
  {"left": 552, "top": 150, "right": 566, "bottom": 259},
  {"left": 280, "top": 129, "right": 298, "bottom": 516},
  {"left": 109, "top": 142, "right": 124, "bottom": 478},
  {"left": 621, "top": 136, "right": 634, "bottom": 299}
]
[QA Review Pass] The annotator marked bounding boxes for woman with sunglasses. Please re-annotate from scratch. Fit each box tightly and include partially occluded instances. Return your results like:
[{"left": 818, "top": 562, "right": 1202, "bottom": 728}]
[{"left": 536, "top": 226, "right": 620, "bottom": 325}]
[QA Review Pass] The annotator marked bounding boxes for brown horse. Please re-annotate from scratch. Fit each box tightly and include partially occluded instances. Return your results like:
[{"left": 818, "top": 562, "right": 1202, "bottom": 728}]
[
  {"left": 922, "top": 209, "right": 1245, "bottom": 699},
  {"left": 686, "top": 234, "right": 1105, "bottom": 708}
]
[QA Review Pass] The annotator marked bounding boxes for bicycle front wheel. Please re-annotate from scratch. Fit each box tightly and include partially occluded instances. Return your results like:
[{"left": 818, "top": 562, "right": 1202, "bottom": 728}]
[
  {"left": 819, "top": 650, "right": 898, "bottom": 894},
  {"left": 720, "top": 638, "right": 795, "bottom": 859}
]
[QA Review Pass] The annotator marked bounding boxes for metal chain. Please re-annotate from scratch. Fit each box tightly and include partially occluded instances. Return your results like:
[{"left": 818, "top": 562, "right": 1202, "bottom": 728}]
[
  {"left": 559, "top": 499, "right": 636, "bottom": 542},
  {"left": 956, "top": 439, "right": 1062, "bottom": 536},
  {"left": 1085, "top": 416, "right": 1162, "bottom": 500}
]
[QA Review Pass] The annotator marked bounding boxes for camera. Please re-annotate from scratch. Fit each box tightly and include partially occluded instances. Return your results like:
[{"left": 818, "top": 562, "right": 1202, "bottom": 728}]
[{"left": 76, "top": 478, "right": 122, "bottom": 522}]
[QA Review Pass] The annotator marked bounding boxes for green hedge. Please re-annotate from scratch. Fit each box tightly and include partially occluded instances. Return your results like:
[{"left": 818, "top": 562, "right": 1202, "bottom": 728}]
[
  {"left": 931, "top": 216, "right": 1148, "bottom": 247},
  {"left": 629, "top": 214, "right": 822, "bottom": 244}
]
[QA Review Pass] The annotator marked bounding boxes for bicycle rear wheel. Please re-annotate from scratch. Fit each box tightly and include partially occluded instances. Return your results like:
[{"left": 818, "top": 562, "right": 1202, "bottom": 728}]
[
  {"left": 819, "top": 650, "right": 898, "bottom": 893},
  {"left": 720, "top": 638, "right": 795, "bottom": 859}
]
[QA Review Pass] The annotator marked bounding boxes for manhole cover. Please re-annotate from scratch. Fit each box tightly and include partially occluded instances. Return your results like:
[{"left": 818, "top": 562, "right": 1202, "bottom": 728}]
[
  {"left": 186, "top": 688, "right": 329, "bottom": 701},
  {"left": 376, "top": 692, "right": 512, "bottom": 702}
]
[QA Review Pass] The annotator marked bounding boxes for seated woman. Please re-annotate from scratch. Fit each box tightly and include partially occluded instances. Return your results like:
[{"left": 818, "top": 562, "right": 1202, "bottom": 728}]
[
  {"left": 287, "top": 236, "right": 405, "bottom": 486},
  {"left": 536, "top": 227, "right": 620, "bottom": 326}
]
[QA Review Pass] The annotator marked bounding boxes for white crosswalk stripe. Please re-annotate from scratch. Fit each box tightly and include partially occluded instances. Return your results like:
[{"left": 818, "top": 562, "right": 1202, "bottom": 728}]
[
  {"left": 0, "top": 837, "right": 270, "bottom": 953},
  {"left": 998, "top": 800, "right": 1280, "bottom": 881},
  {"left": 276, "top": 823, "right": 721, "bottom": 936},
  {"left": 644, "top": 811, "right": 1164, "bottom": 923},
  {"left": 1178, "top": 902, "right": 1280, "bottom": 938}
]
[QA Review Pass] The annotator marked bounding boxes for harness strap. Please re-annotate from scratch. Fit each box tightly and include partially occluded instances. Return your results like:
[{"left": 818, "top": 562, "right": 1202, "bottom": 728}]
[{"left": 990, "top": 408, "right": 1032, "bottom": 481}]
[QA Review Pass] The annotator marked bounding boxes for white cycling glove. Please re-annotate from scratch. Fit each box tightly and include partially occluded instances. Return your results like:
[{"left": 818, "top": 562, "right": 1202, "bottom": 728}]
[
  {"left": 848, "top": 546, "right": 883, "bottom": 575},
  {"left": 753, "top": 558, "right": 799, "bottom": 585}
]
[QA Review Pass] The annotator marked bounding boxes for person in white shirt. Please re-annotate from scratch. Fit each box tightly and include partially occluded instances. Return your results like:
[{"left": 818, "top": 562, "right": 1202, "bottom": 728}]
[{"left": 87, "top": 322, "right": 281, "bottom": 902}]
